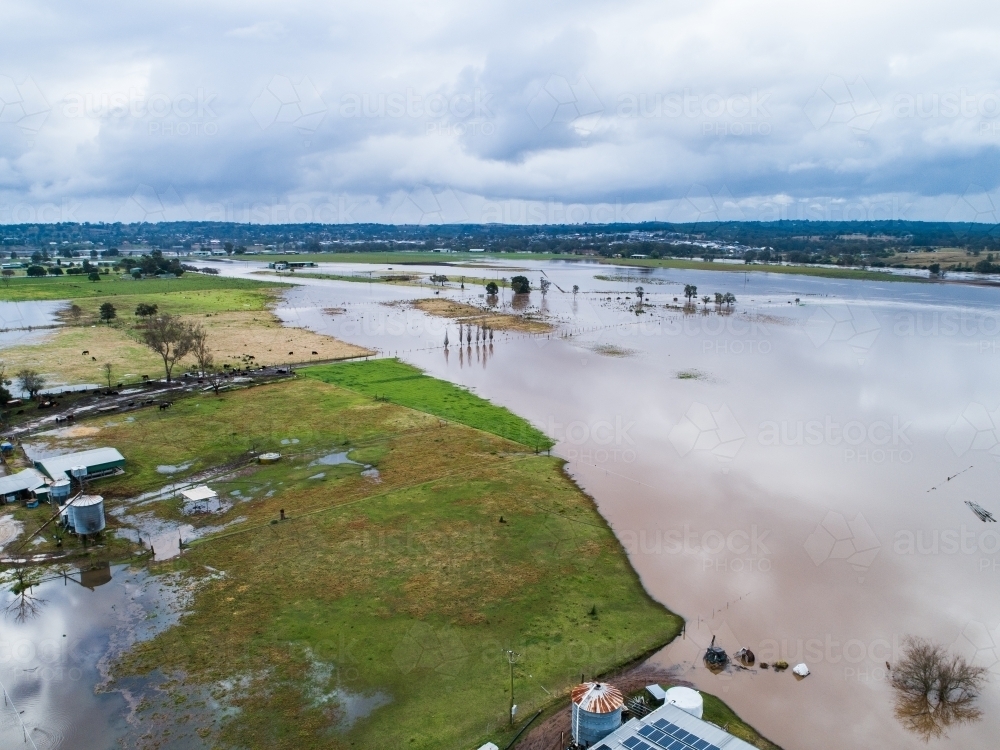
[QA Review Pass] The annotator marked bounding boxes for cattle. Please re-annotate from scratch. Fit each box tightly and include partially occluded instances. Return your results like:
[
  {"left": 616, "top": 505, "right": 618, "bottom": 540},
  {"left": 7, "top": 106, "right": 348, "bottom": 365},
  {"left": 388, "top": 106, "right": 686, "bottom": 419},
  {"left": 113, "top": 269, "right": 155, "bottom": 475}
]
[
  {"left": 159, "top": 402, "right": 172, "bottom": 411},
  {"left": 312, "top": 351, "right": 318, "bottom": 355},
  {"left": 82, "top": 350, "right": 89, "bottom": 355},
  {"left": 91, "top": 356, "right": 96, "bottom": 361}
]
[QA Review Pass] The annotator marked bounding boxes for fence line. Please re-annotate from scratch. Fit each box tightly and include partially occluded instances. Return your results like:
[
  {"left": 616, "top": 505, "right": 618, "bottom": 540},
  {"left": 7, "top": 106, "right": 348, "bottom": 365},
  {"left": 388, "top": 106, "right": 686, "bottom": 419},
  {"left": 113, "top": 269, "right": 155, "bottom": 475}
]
[{"left": 0, "top": 677, "right": 40, "bottom": 749}]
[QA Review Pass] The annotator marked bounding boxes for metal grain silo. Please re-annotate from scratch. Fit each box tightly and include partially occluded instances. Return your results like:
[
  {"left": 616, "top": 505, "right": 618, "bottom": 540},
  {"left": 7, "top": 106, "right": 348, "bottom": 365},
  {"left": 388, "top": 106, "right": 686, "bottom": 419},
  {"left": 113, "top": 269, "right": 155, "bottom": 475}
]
[
  {"left": 571, "top": 682, "right": 624, "bottom": 746},
  {"left": 50, "top": 479, "right": 71, "bottom": 504},
  {"left": 72, "top": 495, "right": 106, "bottom": 534}
]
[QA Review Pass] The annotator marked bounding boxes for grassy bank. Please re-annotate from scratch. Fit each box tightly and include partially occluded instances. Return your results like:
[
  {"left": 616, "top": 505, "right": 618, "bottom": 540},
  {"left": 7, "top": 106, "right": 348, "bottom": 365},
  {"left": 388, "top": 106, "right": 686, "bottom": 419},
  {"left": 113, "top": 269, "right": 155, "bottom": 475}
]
[
  {"left": 302, "top": 359, "right": 554, "bottom": 449},
  {"left": 602, "top": 256, "right": 923, "bottom": 281},
  {"left": 0, "top": 284, "right": 368, "bottom": 385},
  {"left": 701, "top": 693, "right": 781, "bottom": 749},
  {"left": 0, "top": 273, "right": 280, "bottom": 302},
  {"left": 37, "top": 365, "right": 683, "bottom": 749},
  {"left": 411, "top": 298, "right": 552, "bottom": 333}
]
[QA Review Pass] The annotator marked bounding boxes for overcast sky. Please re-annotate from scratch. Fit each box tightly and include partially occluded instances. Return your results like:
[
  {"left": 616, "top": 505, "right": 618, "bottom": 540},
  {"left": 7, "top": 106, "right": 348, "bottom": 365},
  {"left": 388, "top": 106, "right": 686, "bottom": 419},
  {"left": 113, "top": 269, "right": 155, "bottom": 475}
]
[{"left": 3, "top": 0, "right": 1000, "bottom": 224}]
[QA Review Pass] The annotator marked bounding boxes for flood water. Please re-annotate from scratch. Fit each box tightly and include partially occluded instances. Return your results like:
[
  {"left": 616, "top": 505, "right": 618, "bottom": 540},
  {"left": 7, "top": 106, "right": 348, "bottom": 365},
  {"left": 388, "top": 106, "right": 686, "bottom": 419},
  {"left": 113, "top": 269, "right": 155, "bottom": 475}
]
[
  {"left": 0, "top": 564, "right": 193, "bottom": 750},
  {"left": 5, "top": 258, "right": 1000, "bottom": 748},
  {"left": 238, "top": 257, "right": 1000, "bottom": 749}
]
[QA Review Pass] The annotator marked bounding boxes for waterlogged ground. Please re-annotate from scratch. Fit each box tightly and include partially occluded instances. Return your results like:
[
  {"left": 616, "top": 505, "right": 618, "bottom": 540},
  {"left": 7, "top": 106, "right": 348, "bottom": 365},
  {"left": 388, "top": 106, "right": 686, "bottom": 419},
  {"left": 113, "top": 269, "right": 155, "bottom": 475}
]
[
  {"left": 5, "top": 256, "right": 1000, "bottom": 748},
  {"left": 0, "top": 564, "right": 203, "bottom": 750},
  {"left": 214, "top": 256, "right": 1000, "bottom": 750}
]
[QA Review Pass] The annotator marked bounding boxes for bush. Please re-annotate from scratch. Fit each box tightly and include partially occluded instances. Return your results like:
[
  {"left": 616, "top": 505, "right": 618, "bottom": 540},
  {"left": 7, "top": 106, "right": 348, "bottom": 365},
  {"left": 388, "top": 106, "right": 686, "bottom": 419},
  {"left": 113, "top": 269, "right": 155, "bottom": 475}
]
[
  {"left": 26, "top": 265, "right": 46, "bottom": 277},
  {"left": 88, "top": 271, "right": 101, "bottom": 281},
  {"left": 485, "top": 281, "right": 499, "bottom": 295},
  {"left": 510, "top": 275, "right": 530, "bottom": 294},
  {"left": 47, "top": 266, "right": 64, "bottom": 275}
]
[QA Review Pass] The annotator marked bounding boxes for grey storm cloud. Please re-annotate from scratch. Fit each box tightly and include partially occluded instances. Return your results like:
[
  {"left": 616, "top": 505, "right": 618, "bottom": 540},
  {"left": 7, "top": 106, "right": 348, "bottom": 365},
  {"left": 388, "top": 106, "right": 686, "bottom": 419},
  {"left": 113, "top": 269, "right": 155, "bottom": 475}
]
[{"left": 2, "top": 0, "right": 1000, "bottom": 223}]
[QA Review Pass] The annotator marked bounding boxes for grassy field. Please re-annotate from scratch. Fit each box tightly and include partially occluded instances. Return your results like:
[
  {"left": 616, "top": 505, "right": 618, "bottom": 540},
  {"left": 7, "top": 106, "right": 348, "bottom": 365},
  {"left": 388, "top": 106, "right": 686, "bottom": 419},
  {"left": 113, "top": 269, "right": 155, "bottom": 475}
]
[
  {"left": 303, "top": 359, "right": 554, "bottom": 450},
  {"left": 0, "top": 273, "right": 280, "bottom": 302},
  {"left": 18, "top": 366, "right": 685, "bottom": 749},
  {"left": 0, "top": 284, "right": 368, "bottom": 385},
  {"left": 603, "top": 257, "right": 923, "bottom": 281},
  {"left": 702, "top": 694, "right": 781, "bottom": 749},
  {"left": 411, "top": 298, "right": 552, "bottom": 333},
  {"left": 247, "top": 251, "right": 566, "bottom": 265}
]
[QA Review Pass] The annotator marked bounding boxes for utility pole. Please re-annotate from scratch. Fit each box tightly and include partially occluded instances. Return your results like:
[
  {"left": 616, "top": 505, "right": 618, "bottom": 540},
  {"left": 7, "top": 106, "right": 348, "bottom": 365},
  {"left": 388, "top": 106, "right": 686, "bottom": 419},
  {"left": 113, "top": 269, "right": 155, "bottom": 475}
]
[{"left": 504, "top": 649, "right": 520, "bottom": 726}]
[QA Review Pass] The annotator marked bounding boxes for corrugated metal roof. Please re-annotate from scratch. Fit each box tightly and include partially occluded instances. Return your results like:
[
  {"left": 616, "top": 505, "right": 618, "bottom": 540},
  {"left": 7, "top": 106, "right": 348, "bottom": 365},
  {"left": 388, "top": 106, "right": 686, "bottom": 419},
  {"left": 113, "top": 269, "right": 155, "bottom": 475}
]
[
  {"left": 36, "top": 447, "right": 124, "bottom": 480},
  {"left": 0, "top": 468, "right": 45, "bottom": 496},
  {"left": 591, "top": 702, "right": 758, "bottom": 750},
  {"left": 571, "top": 682, "right": 624, "bottom": 714}
]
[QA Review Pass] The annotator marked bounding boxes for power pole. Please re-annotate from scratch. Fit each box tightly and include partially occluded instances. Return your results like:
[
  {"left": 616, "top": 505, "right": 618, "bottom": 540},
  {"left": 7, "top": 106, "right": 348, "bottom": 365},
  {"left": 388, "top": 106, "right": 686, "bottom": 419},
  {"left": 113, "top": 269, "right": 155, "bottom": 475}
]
[{"left": 505, "top": 649, "right": 520, "bottom": 726}]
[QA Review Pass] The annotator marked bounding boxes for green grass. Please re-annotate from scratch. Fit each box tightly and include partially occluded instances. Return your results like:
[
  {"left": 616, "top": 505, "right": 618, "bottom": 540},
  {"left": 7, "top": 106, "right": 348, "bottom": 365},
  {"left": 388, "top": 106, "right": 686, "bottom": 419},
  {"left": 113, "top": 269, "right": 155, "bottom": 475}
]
[
  {"left": 0, "top": 273, "right": 280, "bottom": 302},
  {"left": 251, "top": 251, "right": 568, "bottom": 265},
  {"left": 302, "top": 359, "right": 555, "bottom": 450},
  {"left": 702, "top": 693, "right": 781, "bottom": 750},
  {"left": 603, "top": 257, "right": 924, "bottom": 282},
  {"left": 59, "top": 371, "right": 682, "bottom": 750}
]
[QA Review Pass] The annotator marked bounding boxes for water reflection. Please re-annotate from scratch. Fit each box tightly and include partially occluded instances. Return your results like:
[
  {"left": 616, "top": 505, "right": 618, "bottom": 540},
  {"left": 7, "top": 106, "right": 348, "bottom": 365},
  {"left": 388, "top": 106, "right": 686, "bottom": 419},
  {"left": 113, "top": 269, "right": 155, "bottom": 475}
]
[
  {"left": 891, "top": 636, "right": 988, "bottom": 741},
  {"left": 3, "top": 567, "right": 46, "bottom": 623}
]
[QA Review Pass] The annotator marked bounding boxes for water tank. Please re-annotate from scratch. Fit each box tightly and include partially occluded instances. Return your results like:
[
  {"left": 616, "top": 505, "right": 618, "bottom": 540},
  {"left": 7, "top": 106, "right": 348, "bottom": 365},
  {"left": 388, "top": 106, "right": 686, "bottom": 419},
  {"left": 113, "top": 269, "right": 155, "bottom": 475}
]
[
  {"left": 50, "top": 479, "right": 71, "bottom": 504},
  {"left": 71, "top": 495, "right": 105, "bottom": 534},
  {"left": 571, "top": 682, "right": 624, "bottom": 746},
  {"left": 665, "top": 686, "right": 704, "bottom": 719}
]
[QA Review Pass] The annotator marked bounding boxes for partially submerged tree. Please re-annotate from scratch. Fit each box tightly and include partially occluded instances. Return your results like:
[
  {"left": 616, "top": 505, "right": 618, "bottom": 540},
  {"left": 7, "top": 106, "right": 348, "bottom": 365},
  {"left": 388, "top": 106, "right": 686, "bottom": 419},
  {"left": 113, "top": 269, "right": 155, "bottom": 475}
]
[
  {"left": 485, "top": 281, "right": 499, "bottom": 295},
  {"left": 16, "top": 368, "right": 45, "bottom": 400},
  {"left": 891, "top": 636, "right": 988, "bottom": 740},
  {"left": 510, "top": 275, "right": 530, "bottom": 294},
  {"left": 142, "top": 313, "right": 195, "bottom": 382},
  {"left": 684, "top": 284, "right": 697, "bottom": 305}
]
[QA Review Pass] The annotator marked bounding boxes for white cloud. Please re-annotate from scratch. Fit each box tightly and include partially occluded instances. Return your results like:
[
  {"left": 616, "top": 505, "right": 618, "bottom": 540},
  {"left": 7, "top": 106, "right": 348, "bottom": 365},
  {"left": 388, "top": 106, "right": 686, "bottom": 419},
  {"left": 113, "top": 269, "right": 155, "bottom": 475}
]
[
  {"left": 226, "top": 21, "right": 287, "bottom": 39},
  {"left": 2, "top": 0, "right": 1000, "bottom": 222}
]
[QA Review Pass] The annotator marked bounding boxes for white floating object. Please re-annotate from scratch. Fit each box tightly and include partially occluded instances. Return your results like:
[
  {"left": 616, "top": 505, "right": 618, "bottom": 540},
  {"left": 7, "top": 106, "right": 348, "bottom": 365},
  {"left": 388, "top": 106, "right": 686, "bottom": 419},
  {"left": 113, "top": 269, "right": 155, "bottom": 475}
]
[{"left": 792, "top": 663, "right": 810, "bottom": 677}]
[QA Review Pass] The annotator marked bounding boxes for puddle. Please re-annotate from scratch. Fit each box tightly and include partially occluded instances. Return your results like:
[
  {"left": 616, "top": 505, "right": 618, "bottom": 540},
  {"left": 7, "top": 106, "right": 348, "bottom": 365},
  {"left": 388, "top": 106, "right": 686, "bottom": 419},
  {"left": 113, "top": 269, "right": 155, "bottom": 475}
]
[
  {"left": 280, "top": 438, "right": 300, "bottom": 445},
  {"left": 305, "top": 653, "right": 392, "bottom": 731},
  {"left": 361, "top": 468, "right": 381, "bottom": 482},
  {"left": 0, "top": 564, "right": 199, "bottom": 750},
  {"left": 309, "top": 472, "right": 326, "bottom": 480},
  {"left": 309, "top": 451, "right": 360, "bottom": 467},
  {"left": 116, "top": 516, "right": 246, "bottom": 561},
  {"left": 156, "top": 463, "right": 192, "bottom": 475}
]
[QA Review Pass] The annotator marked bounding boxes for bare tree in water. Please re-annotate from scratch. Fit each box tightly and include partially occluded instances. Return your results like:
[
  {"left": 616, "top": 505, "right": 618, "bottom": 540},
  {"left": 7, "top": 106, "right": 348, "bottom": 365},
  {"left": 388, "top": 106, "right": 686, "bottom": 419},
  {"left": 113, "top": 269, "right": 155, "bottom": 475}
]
[
  {"left": 4, "top": 567, "right": 45, "bottom": 623},
  {"left": 891, "top": 636, "right": 988, "bottom": 740}
]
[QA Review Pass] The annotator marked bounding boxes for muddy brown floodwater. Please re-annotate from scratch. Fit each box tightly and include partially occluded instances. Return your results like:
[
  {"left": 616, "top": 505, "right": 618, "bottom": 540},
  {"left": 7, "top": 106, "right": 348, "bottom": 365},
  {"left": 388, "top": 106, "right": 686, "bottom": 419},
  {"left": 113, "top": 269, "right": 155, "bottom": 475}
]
[
  {"left": 4, "top": 258, "right": 1000, "bottom": 749},
  {"left": 255, "top": 258, "right": 1000, "bottom": 749}
]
